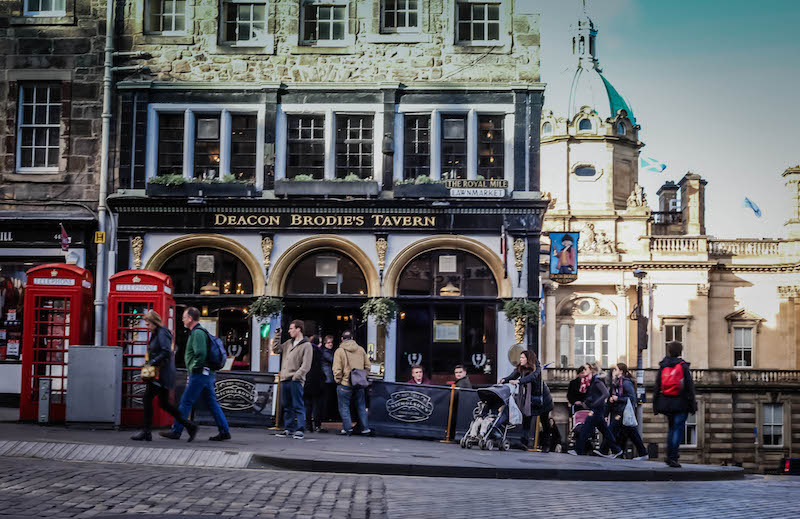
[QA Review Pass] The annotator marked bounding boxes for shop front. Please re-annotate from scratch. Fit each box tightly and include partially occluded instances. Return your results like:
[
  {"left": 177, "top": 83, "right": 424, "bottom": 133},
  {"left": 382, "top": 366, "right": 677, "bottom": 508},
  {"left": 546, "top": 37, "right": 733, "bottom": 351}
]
[{"left": 111, "top": 197, "right": 543, "bottom": 384}]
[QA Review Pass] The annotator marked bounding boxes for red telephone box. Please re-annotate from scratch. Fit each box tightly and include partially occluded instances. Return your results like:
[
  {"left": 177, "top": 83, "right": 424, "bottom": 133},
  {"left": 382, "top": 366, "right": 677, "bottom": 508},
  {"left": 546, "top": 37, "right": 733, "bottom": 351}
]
[
  {"left": 107, "top": 270, "right": 176, "bottom": 426},
  {"left": 20, "top": 263, "right": 93, "bottom": 422}
]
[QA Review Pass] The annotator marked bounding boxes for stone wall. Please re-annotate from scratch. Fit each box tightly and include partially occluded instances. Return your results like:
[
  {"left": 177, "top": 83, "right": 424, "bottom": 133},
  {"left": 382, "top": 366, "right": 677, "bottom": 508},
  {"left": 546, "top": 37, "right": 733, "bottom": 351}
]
[
  {"left": 120, "top": 0, "right": 540, "bottom": 84},
  {"left": 0, "top": 0, "right": 105, "bottom": 208}
]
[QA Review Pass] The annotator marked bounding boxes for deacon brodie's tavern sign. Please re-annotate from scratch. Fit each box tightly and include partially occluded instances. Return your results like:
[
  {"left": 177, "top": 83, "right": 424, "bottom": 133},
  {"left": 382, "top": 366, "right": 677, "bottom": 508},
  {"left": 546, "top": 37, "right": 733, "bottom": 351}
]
[{"left": 214, "top": 213, "right": 437, "bottom": 228}]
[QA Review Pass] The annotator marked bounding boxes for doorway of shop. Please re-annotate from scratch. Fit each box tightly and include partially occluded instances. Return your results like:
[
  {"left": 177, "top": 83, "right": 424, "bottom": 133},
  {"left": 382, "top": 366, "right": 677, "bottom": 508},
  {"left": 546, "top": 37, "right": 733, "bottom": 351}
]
[
  {"left": 280, "top": 300, "right": 367, "bottom": 348},
  {"left": 174, "top": 302, "right": 252, "bottom": 371}
]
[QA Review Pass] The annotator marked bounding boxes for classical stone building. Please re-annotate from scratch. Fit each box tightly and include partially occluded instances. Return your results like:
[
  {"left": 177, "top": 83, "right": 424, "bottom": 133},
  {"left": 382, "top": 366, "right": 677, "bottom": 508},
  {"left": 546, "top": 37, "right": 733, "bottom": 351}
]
[
  {"left": 538, "top": 7, "right": 800, "bottom": 472},
  {"left": 108, "top": 0, "right": 548, "bottom": 392},
  {"left": 0, "top": 0, "right": 104, "bottom": 397}
]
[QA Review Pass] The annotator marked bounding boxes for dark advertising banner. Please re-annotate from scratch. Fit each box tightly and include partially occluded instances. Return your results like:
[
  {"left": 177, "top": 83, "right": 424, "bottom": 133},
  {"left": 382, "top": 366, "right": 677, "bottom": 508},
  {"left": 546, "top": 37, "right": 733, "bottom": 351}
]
[
  {"left": 453, "top": 389, "right": 480, "bottom": 441},
  {"left": 175, "top": 370, "right": 277, "bottom": 427},
  {"left": 368, "top": 381, "right": 452, "bottom": 439}
]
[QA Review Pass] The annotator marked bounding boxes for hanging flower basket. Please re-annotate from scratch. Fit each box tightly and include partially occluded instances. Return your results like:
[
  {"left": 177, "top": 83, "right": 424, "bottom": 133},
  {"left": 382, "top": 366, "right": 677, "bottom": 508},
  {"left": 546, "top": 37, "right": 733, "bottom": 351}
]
[
  {"left": 503, "top": 298, "right": 540, "bottom": 345},
  {"left": 249, "top": 296, "right": 284, "bottom": 319},
  {"left": 360, "top": 298, "right": 399, "bottom": 327}
]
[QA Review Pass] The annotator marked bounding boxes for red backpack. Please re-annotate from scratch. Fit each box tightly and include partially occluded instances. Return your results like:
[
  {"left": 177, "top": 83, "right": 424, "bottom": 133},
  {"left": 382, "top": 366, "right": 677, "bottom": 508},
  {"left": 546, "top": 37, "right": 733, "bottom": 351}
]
[{"left": 661, "top": 362, "right": 685, "bottom": 396}]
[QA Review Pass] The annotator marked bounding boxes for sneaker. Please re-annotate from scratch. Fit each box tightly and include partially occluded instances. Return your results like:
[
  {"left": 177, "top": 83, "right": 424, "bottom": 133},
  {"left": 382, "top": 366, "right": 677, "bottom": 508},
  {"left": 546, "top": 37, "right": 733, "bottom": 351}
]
[
  {"left": 159, "top": 431, "right": 181, "bottom": 440},
  {"left": 292, "top": 431, "right": 305, "bottom": 440},
  {"left": 567, "top": 450, "right": 578, "bottom": 456},
  {"left": 209, "top": 432, "right": 231, "bottom": 442},
  {"left": 274, "top": 430, "right": 290, "bottom": 438},
  {"left": 633, "top": 455, "right": 649, "bottom": 461},
  {"left": 315, "top": 427, "right": 328, "bottom": 433},
  {"left": 666, "top": 459, "right": 682, "bottom": 468},
  {"left": 360, "top": 429, "right": 372, "bottom": 436},
  {"left": 130, "top": 431, "right": 152, "bottom": 442},
  {"left": 594, "top": 449, "right": 623, "bottom": 459},
  {"left": 339, "top": 429, "right": 352, "bottom": 436},
  {"left": 187, "top": 424, "right": 198, "bottom": 443}
]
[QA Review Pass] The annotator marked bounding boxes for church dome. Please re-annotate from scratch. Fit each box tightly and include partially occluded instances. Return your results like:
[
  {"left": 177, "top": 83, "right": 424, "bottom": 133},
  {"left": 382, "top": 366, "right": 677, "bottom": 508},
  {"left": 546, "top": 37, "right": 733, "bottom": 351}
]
[{"left": 568, "top": 66, "right": 636, "bottom": 125}]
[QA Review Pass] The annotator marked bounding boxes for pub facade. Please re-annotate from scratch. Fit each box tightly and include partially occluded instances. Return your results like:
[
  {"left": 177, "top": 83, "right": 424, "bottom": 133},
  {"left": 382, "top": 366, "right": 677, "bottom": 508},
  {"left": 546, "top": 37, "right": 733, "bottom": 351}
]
[{"left": 109, "top": 0, "right": 548, "bottom": 384}]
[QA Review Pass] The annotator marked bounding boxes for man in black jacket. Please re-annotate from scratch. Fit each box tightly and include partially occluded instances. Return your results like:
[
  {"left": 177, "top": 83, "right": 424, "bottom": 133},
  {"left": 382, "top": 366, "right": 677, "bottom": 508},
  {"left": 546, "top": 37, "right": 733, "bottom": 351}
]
[{"left": 654, "top": 341, "right": 698, "bottom": 468}]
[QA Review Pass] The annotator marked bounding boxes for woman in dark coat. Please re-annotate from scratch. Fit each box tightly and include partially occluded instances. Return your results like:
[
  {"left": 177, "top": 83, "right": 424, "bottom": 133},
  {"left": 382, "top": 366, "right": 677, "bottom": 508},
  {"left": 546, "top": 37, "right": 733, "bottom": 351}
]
[
  {"left": 608, "top": 363, "right": 648, "bottom": 460},
  {"left": 303, "top": 340, "right": 325, "bottom": 432},
  {"left": 131, "top": 310, "right": 197, "bottom": 442},
  {"left": 501, "top": 350, "right": 553, "bottom": 451}
]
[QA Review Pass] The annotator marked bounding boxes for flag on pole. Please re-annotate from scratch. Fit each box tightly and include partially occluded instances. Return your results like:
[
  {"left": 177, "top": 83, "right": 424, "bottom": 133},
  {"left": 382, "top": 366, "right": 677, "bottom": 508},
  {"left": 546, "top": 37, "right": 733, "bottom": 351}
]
[
  {"left": 539, "top": 284, "right": 545, "bottom": 326},
  {"left": 59, "top": 223, "right": 70, "bottom": 252},
  {"left": 640, "top": 157, "right": 667, "bottom": 173},
  {"left": 743, "top": 197, "right": 762, "bottom": 218}
]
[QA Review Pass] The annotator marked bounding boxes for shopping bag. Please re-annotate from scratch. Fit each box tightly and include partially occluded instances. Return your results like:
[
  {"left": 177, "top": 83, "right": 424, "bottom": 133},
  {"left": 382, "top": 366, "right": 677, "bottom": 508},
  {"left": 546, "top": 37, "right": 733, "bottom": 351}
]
[
  {"left": 508, "top": 385, "right": 523, "bottom": 425},
  {"left": 623, "top": 399, "right": 638, "bottom": 427}
]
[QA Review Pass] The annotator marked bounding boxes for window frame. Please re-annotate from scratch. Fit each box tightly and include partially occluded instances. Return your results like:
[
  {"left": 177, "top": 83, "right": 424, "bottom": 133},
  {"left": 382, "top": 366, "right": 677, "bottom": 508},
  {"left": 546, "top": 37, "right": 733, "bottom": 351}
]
[
  {"left": 16, "top": 82, "right": 62, "bottom": 173},
  {"left": 286, "top": 113, "right": 327, "bottom": 180},
  {"left": 300, "top": 0, "right": 352, "bottom": 46},
  {"left": 146, "top": 103, "right": 266, "bottom": 188},
  {"left": 455, "top": 0, "right": 502, "bottom": 45},
  {"left": 23, "top": 0, "right": 67, "bottom": 16},
  {"left": 761, "top": 402, "right": 784, "bottom": 448},
  {"left": 732, "top": 326, "right": 754, "bottom": 368},
  {"left": 220, "top": 0, "right": 269, "bottom": 47},
  {"left": 394, "top": 105, "right": 514, "bottom": 184},
  {"left": 681, "top": 412, "right": 698, "bottom": 447},
  {"left": 381, "top": 0, "right": 421, "bottom": 34},
  {"left": 145, "top": 0, "right": 189, "bottom": 35},
  {"left": 541, "top": 121, "right": 553, "bottom": 137},
  {"left": 335, "top": 114, "right": 375, "bottom": 180}
]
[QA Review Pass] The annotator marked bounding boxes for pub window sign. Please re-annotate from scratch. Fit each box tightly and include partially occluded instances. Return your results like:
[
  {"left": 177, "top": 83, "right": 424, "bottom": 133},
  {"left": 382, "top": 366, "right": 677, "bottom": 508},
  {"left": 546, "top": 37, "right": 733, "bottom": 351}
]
[{"left": 549, "top": 232, "right": 579, "bottom": 284}]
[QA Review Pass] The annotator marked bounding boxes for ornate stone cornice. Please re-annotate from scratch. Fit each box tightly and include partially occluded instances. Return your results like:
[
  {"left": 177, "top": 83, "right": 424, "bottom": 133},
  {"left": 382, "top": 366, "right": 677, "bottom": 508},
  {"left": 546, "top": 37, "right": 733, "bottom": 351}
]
[
  {"left": 696, "top": 284, "right": 710, "bottom": 296},
  {"left": 778, "top": 286, "right": 800, "bottom": 298}
]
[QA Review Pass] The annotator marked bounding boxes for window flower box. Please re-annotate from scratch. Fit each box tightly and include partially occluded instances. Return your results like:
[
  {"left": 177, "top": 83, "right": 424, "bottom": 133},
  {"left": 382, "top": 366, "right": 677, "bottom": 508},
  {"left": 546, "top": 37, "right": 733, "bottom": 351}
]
[
  {"left": 146, "top": 177, "right": 259, "bottom": 198},
  {"left": 393, "top": 182, "right": 449, "bottom": 198},
  {"left": 274, "top": 179, "right": 380, "bottom": 197}
]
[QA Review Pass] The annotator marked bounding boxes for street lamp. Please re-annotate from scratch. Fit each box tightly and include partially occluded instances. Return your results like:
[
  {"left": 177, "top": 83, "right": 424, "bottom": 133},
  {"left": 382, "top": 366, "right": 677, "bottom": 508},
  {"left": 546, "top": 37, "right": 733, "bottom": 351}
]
[{"left": 632, "top": 269, "right": 648, "bottom": 435}]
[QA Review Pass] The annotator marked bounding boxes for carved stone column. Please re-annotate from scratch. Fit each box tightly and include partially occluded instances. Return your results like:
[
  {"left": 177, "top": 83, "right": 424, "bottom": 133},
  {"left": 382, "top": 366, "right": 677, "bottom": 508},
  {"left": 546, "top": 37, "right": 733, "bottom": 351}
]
[
  {"left": 376, "top": 235, "right": 388, "bottom": 286},
  {"left": 512, "top": 238, "right": 525, "bottom": 287},
  {"left": 694, "top": 284, "right": 710, "bottom": 369},
  {"left": 131, "top": 236, "right": 144, "bottom": 269},
  {"left": 544, "top": 282, "right": 558, "bottom": 365}
]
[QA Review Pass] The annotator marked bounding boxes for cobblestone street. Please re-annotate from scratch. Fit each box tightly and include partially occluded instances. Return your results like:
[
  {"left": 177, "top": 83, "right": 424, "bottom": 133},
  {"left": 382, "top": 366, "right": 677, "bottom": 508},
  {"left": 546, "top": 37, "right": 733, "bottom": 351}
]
[{"left": 0, "top": 457, "right": 796, "bottom": 519}]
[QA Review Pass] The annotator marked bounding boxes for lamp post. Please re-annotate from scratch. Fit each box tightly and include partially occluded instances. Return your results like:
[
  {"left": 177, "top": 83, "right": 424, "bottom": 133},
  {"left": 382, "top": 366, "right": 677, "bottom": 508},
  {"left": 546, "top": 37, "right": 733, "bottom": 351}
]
[{"left": 632, "top": 269, "right": 648, "bottom": 435}]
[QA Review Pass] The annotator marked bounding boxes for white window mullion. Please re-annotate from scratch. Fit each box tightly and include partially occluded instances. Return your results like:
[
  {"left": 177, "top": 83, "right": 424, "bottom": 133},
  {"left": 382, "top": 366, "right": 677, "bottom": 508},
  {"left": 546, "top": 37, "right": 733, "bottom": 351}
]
[
  {"left": 146, "top": 106, "right": 159, "bottom": 180},
  {"left": 394, "top": 112, "right": 404, "bottom": 182},
  {"left": 504, "top": 113, "right": 513, "bottom": 188},
  {"left": 275, "top": 106, "right": 287, "bottom": 181},
  {"left": 255, "top": 107, "right": 266, "bottom": 189},
  {"left": 467, "top": 108, "right": 477, "bottom": 180},
  {"left": 373, "top": 110, "right": 384, "bottom": 182},
  {"left": 324, "top": 109, "right": 335, "bottom": 180},
  {"left": 183, "top": 109, "right": 195, "bottom": 178},
  {"left": 220, "top": 109, "right": 232, "bottom": 178},
  {"left": 430, "top": 109, "right": 441, "bottom": 180}
]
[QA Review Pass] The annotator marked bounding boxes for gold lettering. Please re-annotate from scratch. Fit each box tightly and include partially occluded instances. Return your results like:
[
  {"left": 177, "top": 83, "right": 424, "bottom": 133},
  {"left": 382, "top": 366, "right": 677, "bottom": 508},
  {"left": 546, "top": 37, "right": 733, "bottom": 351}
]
[
  {"left": 355, "top": 216, "right": 365, "bottom": 226},
  {"left": 246, "top": 215, "right": 258, "bottom": 226},
  {"left": 371, "top": 215, "right": 382, "bottom": 226},
  {"left": 215, "top": 214, "right": 226, "bottom": 225},
  {"left": 424, "top": 216, "right": 435, "bottom": 226},
  {"left": 312, "top": 216, "right": 325, "bottom": 226},
  {"left": 227, "top": 216, "right": 237, "bottom": 226},
  {"left": 402, "top": 216, "right": 412, "bottom": 226},
  {"left": 326, "top": 216, "right": 338, "bottom": 226},
  {"left": 235, "top": 216, "right": 247, "bottom": 226},
  {"left": 269, "top": 215, "right": 280, "bottom": 226},
  {"left": 412, "top": 216, "right": 422, "bottom": 226},
  {"left": 302, "top": 216, "right": 313, "bottom": 226},
  {"left": 291, "top": 214, "right": 302, "bottom": 226}
]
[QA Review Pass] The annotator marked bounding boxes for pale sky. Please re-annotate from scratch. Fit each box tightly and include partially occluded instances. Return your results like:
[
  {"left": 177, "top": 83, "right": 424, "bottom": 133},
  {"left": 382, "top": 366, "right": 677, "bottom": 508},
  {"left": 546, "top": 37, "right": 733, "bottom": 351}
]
[{"left": 535, "top": 0, "right": 800, "bottom": 238}]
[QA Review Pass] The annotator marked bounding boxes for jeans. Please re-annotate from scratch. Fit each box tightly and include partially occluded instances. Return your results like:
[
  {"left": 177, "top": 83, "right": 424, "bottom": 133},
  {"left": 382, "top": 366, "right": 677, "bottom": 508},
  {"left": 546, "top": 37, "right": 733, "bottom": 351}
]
[
  {"left": 281, "top": 380, "right": 305, "bottom": 433},
  {"left": 608, "top": 417, "right": 647, "bottom": 457},
  {"left": 666, "top": 412, "right": 688, "bottom": 461},
  {"left": 171, "top": 372, "right": 229, "bottom": 435},
  {"left": 336, "top": 385, "right": 369, "bottom": 432},
  {"left": 576, "top": 411, "right": 620, "bottom": 455},
  {"left": 143, "top": 382, "right": 191, "bottom": 432}
]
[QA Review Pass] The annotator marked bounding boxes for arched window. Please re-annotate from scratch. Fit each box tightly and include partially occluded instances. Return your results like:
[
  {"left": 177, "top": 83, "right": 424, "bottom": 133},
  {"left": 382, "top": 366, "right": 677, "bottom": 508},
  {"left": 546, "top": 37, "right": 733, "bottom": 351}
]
[
  {"left": 396, "top": 250, "right": 498, "bottom": 385},
  {"left": 617, "top": 123, "right": 626, "bottom": 135},
  {"left": 578, "top": 119, "right": 592, "bottom": 131},
  {"left": 542, "top": 122, "right": 553, "bottom": 136},
  {"left": 161, "top": 248, "right": 254, "bottom": 295},
  {"left": 575, "top": 166, "right": 596, "bottom": 177},
  {"left": 285, "top": 251, "right": 367, "bottom": 296}
]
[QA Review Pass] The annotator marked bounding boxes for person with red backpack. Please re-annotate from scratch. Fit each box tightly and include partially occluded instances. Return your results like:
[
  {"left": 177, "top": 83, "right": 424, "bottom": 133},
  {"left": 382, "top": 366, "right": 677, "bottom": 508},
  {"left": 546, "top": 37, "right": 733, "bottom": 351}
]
[{"left": 654, "top": 341, "right": 697, "bottom": 468}]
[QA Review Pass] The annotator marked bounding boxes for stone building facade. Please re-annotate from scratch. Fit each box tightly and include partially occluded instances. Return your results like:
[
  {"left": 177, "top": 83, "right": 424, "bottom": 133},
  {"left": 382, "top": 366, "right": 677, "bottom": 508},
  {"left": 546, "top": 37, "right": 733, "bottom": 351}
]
[
  {"left": 538, "top": 7, "right": 800, "bottom": 473},
  {"left": 0, "top": 0, "right": 104, "bottom": 395},
  {"left": 108, "top": 0, "right": 548, "bottom": 397}
]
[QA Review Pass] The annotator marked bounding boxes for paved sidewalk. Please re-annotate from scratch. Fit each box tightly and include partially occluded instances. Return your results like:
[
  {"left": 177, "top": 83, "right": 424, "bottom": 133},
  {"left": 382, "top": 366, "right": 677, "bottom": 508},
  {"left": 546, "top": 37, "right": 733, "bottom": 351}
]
[{"left": 0, "top": 421, "right": 743, "bottom": 481}]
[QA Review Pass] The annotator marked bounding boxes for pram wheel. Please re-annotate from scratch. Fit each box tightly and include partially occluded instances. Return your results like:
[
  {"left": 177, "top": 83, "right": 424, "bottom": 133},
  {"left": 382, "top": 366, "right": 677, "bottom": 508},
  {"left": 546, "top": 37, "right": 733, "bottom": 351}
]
[
  {"left": 499, "top": 439, "right": 510, "bottom": 451},
  {"left": 484, "top": 439, "right": 494, "bottom": 451},
  {"left": 460, "top": 436, "right": 467, "bottom": 449},
  {"left": 479, "top": 439, "right": 486, "bottom": 450}
]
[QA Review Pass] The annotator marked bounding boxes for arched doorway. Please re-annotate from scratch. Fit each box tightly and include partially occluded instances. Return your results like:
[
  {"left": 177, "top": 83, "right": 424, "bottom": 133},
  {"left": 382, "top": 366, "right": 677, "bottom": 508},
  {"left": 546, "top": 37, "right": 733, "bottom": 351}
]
[
  {"left": 281, "top": 251, "right": 369, "bottom": 347},
  {"left": 160, "top": 247, "right": 255, "bottom": 370},
  {"left": 395, "top": 249, "right": 498, "bottom": 385}
]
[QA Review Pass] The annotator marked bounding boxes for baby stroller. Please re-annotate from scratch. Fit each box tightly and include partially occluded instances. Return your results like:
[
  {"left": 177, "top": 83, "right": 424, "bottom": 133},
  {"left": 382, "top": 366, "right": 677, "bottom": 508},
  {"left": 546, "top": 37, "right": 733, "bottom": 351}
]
[
  {"left": 567, "top": 404, "right": 600, "bottom": 453},
  {"left": 460, "top": 385, "right": 517, "bottom": 451}
]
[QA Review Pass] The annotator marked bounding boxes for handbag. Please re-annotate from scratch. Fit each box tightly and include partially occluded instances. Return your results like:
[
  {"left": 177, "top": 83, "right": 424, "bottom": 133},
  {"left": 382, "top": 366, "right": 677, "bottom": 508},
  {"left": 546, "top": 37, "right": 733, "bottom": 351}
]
[
  {"left": 528, "top": 367, "right": 545, "bottom": 409},
  {"left": 346, "top": 349, "right": 370, "bottom": 389},
  {"left": 623, "top": 398, "right": 638, "bottom": 427},
  {"left": 140, "top": 350, "right": 159, "bottom": 381}
]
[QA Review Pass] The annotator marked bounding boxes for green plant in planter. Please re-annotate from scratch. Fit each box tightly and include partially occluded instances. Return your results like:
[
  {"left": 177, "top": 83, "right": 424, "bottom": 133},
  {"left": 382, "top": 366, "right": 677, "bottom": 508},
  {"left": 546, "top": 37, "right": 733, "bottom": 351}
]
[
  {"left": 249, "top": 296, "right": 284, "bottom": 319},
  {"left": 341, "top": 173, "right": 369, "bottom": 182},
  {"left": 394, "top": 175, "right": 444, "bottom": 186},
  {"left": 148, "top": 174, "right": 187, "bottom": 186},
  {"left": 361, "top": 298, "right": 399, "bottom": 327},
  {"left": 503, "top": 298, "right": 540, "bottom": 323},
  {"left": 290, "top": 174, "right": 315, "bottom": 181}
]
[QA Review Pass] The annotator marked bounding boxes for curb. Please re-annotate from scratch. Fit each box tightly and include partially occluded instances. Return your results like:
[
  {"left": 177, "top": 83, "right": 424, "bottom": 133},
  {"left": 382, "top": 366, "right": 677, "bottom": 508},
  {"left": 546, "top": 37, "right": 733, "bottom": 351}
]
[{"left": 247, "top": 454, "right": 745, "bottom": 482}]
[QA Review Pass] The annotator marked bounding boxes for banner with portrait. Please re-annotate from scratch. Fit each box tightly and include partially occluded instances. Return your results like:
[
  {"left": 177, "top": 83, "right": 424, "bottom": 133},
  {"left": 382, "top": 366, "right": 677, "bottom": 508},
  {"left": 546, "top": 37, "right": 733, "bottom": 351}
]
[{"left": 549, "top": 232, "right": 579, "bottom": 284}]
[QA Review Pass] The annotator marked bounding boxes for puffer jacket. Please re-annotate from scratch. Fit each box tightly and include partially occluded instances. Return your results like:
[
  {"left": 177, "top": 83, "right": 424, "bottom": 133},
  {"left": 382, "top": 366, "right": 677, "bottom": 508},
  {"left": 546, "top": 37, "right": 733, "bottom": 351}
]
[{"left": 332, "top": 340, "right": 370, "bottom": 386}]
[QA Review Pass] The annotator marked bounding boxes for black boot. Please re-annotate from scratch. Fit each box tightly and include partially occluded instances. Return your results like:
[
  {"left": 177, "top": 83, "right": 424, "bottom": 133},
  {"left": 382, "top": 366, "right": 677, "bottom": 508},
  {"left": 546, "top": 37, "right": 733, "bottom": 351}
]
[{"left": 131, "top": 430, "right": 152, "bottom": 442}]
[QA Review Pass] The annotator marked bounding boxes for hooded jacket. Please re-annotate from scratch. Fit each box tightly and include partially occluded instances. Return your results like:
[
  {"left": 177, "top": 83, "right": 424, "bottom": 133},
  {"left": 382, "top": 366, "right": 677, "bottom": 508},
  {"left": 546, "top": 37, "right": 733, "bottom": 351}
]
[
  {"left": 653, "top": 356, "right": 697, "bottom": 415},
  {"left": 583, "top": 372, "right": 610, "bottom": 416},
  {"left": 332, "top": 340, "right": 370, "bottom": 386},
  {"left": 272, "top": 335, "right": 313, "bottom": 383}
]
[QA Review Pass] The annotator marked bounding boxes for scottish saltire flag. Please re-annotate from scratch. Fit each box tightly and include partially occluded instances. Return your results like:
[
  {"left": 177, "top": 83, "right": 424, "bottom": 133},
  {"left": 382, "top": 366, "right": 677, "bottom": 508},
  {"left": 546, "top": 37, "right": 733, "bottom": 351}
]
[
  {"left": 743, "top": 197, "right": 762, "bottom": 218},
  {"left": 640, "top": 157, "right": 667, "bottom": 173}
]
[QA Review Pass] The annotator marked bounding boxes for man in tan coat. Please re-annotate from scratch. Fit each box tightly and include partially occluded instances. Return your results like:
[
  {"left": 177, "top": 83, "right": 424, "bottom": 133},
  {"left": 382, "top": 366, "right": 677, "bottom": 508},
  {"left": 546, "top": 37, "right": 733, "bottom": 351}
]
[
  {"left": 272, "top": 319, "right": 313, "bottom": 439},
  {"left": 332, "top": 330, "right": 371, "bottom": 436}
]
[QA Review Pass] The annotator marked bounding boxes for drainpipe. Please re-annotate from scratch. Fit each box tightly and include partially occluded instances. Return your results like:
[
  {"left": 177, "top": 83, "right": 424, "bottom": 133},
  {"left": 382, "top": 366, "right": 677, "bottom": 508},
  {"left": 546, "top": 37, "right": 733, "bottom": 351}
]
[{"left": 94, "top": 0, "right": 115, "bottom": 346}]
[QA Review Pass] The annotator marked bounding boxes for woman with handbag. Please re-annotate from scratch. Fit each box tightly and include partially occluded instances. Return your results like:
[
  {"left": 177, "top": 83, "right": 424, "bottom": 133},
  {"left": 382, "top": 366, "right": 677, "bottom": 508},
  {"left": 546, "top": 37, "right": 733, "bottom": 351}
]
[
  {"left": 608, "top": 363, "right": 648, "bottom": 460},
  {"left": 131, "top": 310, "right": 197, "bottom": 442},
  {"left": 501, "top": 350, "right": 553, "bottom": 451}
]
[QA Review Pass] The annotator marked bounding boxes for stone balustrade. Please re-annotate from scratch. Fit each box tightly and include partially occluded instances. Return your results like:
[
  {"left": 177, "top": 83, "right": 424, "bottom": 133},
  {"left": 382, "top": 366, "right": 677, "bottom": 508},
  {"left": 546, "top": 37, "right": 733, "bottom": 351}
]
[
  {"left": 709, "top": 239, "right": 782, "bottom": 256},
  {"left": 649, "top": 236, "right": 707, "bottom": 254},
  {"left": 543, "top": 367, "right": 800, "bottom": 389}
]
